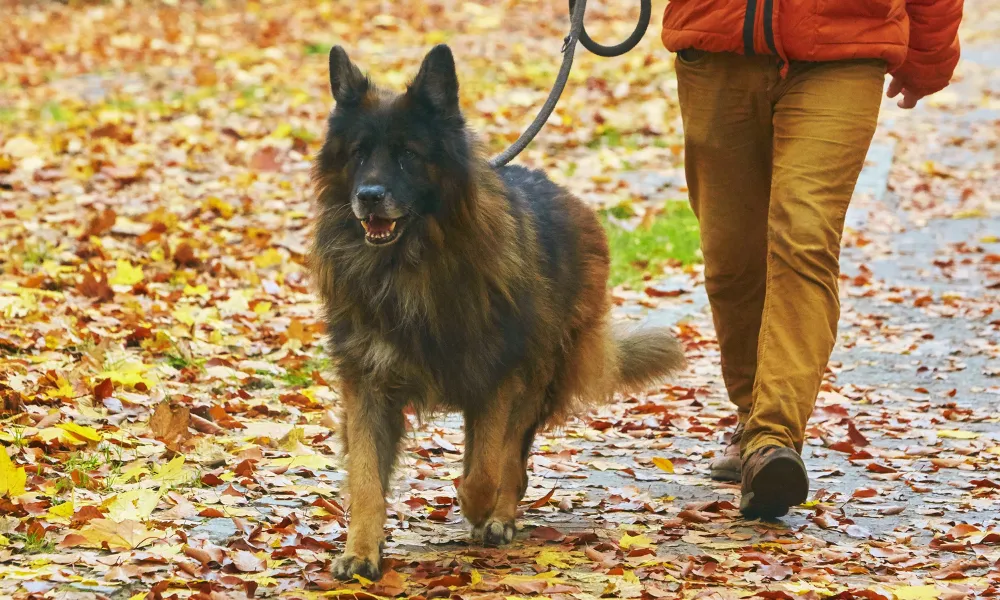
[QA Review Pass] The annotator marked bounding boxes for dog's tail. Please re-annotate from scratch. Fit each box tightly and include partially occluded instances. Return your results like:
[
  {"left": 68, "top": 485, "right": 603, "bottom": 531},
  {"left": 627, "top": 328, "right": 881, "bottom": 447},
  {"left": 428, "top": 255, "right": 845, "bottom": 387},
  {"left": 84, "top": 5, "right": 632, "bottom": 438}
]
[{"left": 611, "top": 324, "right": 685, "bottom": 393}]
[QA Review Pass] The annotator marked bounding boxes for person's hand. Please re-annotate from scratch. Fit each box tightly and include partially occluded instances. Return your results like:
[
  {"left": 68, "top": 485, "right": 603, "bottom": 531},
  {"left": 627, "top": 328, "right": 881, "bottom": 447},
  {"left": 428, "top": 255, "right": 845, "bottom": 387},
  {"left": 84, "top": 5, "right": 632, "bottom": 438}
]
[{"left": 887, "top": 76, "right": 922, "bottom": 109}]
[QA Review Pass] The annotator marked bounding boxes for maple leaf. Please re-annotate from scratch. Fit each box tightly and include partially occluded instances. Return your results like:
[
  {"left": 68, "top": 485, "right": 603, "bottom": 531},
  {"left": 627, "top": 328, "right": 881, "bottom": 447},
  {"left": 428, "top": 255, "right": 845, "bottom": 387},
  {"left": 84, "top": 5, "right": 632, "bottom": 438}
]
[
  {"left": 109, "top": 259, "right": 144, "bottom": 286},
  {"left": 0, "top": 450, "right": 27, "bottom": 498},
  {"left": 152, "top": 456, "right": 194, "bottom": 487},
  {"left": 148, "top": 401, "right": 191, "bottom": 446},
  {"left": 78, "top": 518, "right": 166, "bottom": 551}
]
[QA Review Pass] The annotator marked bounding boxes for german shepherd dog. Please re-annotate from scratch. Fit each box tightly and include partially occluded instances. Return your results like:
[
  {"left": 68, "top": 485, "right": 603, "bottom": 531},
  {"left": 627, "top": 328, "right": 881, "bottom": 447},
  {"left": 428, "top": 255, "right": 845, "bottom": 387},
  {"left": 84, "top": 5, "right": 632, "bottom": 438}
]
[{"left": 311, "top": 44, "right": 685, "bottom": 580}]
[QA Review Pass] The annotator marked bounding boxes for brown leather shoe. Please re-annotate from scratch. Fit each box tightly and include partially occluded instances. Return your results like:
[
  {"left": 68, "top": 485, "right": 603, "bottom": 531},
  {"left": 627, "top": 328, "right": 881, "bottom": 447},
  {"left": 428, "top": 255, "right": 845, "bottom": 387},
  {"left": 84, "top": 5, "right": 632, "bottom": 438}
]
[
  {"left": 709, "top": 422, "right": 743, "bottom": 482},
  {"left": 739, "top": 446, "right": 809, "bottom": 519}
]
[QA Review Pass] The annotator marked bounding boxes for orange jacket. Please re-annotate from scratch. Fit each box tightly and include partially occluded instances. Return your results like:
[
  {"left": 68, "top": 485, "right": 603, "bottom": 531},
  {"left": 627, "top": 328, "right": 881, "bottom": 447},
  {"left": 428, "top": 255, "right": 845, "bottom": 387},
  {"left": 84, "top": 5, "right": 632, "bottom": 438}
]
[{"left": 661, "top": 0, "right": 963, "bottom": 96}]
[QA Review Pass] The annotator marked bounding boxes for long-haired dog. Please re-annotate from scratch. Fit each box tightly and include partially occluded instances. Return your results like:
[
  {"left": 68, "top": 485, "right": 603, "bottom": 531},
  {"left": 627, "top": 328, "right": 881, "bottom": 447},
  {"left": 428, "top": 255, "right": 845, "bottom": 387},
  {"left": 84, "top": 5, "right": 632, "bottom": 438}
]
[{"left": 311, "top": 44, "right": 685, "bottom": 580}]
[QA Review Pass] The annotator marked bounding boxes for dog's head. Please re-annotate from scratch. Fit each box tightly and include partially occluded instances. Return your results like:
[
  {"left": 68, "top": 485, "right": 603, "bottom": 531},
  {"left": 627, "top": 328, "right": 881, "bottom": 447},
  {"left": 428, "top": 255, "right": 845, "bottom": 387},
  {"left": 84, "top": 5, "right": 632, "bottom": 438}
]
[{"left": 315, "top": 44, "right": 472, "bottom": 249}]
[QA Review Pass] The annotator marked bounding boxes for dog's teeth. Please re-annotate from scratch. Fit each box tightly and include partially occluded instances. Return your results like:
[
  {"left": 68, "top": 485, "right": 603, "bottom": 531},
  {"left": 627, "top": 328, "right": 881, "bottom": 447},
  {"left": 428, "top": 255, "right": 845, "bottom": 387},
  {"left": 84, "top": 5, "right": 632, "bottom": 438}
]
[
  {"left": 388, "top": 221, "right": 396, "bottom": 232},
  {"left": 361, "top": 221, "right": 369, "bottom": 232}
]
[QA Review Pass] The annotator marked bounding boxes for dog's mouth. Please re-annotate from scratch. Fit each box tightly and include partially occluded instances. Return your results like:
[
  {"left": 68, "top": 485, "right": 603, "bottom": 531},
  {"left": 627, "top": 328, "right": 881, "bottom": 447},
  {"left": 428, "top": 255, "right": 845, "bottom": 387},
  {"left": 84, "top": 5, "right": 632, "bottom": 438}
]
[{"left": 360, "top": 215, "right": 404, "bottom": 246}]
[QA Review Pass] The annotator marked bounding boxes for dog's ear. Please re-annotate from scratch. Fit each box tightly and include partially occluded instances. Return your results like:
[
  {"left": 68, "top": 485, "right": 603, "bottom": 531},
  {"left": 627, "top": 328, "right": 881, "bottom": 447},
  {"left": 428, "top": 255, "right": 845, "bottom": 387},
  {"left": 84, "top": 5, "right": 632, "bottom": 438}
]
[
  {"left": 408, "top": 45, "right": 460, "bottom": 116},
  {"left": 329, "top": 45, "right": 368, "bottom": 105}
]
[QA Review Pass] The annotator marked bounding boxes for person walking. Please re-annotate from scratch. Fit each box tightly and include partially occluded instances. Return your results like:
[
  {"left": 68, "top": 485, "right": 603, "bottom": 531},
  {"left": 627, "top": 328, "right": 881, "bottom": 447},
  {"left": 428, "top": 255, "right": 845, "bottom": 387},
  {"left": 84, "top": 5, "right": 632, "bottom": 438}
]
[{"left": 661, "top": 0, "right": 963, "bottom": 518}]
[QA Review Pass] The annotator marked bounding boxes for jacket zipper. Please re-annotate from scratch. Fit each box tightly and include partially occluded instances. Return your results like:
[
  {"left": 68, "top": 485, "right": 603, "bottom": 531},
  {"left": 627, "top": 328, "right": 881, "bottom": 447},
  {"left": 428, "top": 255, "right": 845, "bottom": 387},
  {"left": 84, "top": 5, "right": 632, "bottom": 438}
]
[{"left": 742, "top": 0, "right": 757, "bottom": 56}]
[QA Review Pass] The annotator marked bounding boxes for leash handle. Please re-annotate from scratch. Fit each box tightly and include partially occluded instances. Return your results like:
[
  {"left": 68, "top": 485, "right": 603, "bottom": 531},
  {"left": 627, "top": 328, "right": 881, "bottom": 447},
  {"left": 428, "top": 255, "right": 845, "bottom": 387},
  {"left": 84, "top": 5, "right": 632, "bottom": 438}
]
[
  {"left": 488, "top": 0, "right": 651, "bottom": 168},
  {"left": 571, "top": 0, "right": 651, "bottom": 57}
]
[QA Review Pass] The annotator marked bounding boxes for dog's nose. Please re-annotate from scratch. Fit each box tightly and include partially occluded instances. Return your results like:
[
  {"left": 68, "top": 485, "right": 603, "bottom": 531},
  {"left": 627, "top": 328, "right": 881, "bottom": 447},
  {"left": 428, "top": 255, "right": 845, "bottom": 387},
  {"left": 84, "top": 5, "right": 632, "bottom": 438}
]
[{"left": 356, "top": 184, "right": 386, "bottom": 205}]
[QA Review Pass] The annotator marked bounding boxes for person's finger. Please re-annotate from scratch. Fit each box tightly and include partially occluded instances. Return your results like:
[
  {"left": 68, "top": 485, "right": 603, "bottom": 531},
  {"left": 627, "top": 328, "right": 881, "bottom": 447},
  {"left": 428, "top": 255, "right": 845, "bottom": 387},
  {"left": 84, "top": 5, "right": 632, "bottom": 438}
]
[
  {"left": 897, "top": 91, "right": 919, "bottom": 109},
  {"left": 886, "top": 76, "right": 904, "bottom": 98}
]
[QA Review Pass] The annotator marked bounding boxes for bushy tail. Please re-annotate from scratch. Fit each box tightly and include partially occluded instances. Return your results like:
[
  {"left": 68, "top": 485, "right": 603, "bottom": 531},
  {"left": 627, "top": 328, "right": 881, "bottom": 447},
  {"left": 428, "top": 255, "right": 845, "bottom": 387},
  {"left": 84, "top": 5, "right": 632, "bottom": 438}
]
[{"left": 613, "top": 325, "right": 686, "bottom": 393}]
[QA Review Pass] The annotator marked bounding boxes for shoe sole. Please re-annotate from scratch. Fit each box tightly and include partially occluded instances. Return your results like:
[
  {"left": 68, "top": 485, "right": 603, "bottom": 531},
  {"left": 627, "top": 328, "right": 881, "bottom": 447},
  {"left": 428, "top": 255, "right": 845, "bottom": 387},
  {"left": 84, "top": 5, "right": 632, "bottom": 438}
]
[
  {"left": 740, "top": 454, "right": 809, "bottom": 519},
  {"left": 710, "top": 465, "right": 740, "bottom": 482}
]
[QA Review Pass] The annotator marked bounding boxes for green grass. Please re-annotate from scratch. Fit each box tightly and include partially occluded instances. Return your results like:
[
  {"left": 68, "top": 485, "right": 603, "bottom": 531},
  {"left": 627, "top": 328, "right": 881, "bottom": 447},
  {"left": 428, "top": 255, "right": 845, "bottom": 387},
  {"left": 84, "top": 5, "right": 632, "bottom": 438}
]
[
  {"left": 12, "top": 530, "right": 54, "bottom": 555},
  {"left": 280, "top": 357, "right": 331, "bottom": 388},
  {"left": 304, "top": 42, "right": 332, "bottom": 56},
  {"left": 600, "top": 201, "right": 701, "bottom": 288}
]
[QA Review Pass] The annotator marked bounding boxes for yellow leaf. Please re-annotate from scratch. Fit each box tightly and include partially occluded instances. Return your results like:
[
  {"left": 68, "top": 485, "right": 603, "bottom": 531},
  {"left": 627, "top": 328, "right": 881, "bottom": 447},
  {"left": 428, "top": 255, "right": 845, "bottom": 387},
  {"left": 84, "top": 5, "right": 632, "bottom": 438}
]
[
  {"left": 471, "top": 569, "right": 482, "bottom": 585},
  {"left": 0, "top": 533, "right": 9, "bottom": 546},
  {"left": 120, "top": 464, "right": 149, "bottom": 483},
  {"left": 47, "top": 501, "right": 75, "bottom": 522},
  {"left": 535, "top": 549, "right": 576, "bottom": 568},
  {"left": 97, "top": 361, "right": 154, "bottom": 389},
  {"left": 79, "top": 518, "right": 166, "bottom": 551},
  {"left": 56, "top": 423, "right": 102, "bottom": 443},
  {"left": 45, "top": 378, "right": 76, "bottom": 399},
  {"left": 891, "top": 585, "right": 941, "bottom": 600},
  {"left": 183, "top": 284, "right": 209, "bottom": 297},
  {"left": 500, "top": 571, "right": 561, "bottom": 583},
  {"left": 0, "top": 450, "right": 27, "bottom": 498},
  {"left": 253, "top": 301, "right": 272, "bottom": 315},
  {"left": 353, "top": 574, "right": 373, "bottom": 585},
  {"left": 618, "top": 533, "right": 654, "bottom": 550},
  {"left": 269, "top": 455, "right": 333, "bottom": 470},
  {"left": 203, "top": 196, "right": 236, "bottom": 218},
  {"left": 254, "top": 248, "right": 283, "bottom": 269},
  {"left": 106, "top": 489, "right": 161, "bottom": 522},
  {"left": 110, "top": 260, "right": 144, "bottom": 286},
  {"left": 651, "top": 457, "right": 674, "bottom": 474},
  {"left": 272, "top": 123, "right": 293, "bottom": 139},
  {"left": 153, "top": 456, "right": 192, "bottom": 486},
  {"left": 128, "top": 593, "right": 147, "bottom": 600},
  {"left": 938, "top": 429, "right": 980, "bottom": 440}
]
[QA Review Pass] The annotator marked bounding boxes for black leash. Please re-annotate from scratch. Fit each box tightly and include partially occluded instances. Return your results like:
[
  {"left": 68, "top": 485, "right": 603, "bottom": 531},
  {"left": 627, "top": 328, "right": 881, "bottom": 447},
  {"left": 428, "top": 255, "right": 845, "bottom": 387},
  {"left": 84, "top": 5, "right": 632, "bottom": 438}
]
[{"left": 488, "top": 0, "right": 652, "bottom": 168}]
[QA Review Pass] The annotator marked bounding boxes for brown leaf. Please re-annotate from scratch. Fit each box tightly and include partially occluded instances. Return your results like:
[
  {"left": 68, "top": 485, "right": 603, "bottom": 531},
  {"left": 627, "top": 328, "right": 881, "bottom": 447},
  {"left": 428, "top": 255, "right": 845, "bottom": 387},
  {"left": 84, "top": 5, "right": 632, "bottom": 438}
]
[
  {"left": 678, "top": 509, "right": 711, "bottom": 523},
  {"left": 209, "top": 405, "right": 244, "bottom": 430},
  {"left": 878, "top": 505, "right": 906, "bottom": 516},
  {"left": 149, "top": 401, "right": 191, "bottom": 445},
  {"left": 71, "top": 505, "right": 104, "bottom": 528},
  {"left": 759, "top": 563, "right": 792, "bottom": 581},
  {"left": 81, "top": 208, "right": 117, "bottom": 239},
  {"left": 173, "top": 242, "right": 200, "bottom": 267},
  {"left": 76, "top": 269, "right": 114, "bottom": 302},
  {"left": 947, "top": 524, "right": 980, "bottom": 538},
  {"left": 231, "top": 550, "right": 265, "bottom": 572},
  {"left": 250, "top": 147, "right": 282, "bottom": 172}
]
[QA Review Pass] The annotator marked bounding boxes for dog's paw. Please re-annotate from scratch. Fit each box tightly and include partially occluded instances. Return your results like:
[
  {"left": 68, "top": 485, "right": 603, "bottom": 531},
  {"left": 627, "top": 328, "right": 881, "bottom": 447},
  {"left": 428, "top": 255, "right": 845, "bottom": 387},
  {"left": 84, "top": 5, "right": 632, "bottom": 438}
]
[
  {"left": 472, "top": 518, "right": 515, "bottom": 547},
  {"left": 332, "top": 552, "right": 382, "bottom": 581}
]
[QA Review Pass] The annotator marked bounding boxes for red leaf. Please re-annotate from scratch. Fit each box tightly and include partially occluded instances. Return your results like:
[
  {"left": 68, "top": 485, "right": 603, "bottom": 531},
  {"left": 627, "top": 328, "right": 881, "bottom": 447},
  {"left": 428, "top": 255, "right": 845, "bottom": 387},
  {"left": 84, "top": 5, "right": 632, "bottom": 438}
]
[
  {"left": 847, "top": 421, "right": 870, "bottom": 446},
  {"left": 93, "top": 378, "right": 114, "bottom": 401},
  {"left": 529, "top": 488, "right": 556, "bottom": 509},
  {"left": 530, "top": 526, "right": 566, "bottom": 541},
  {"left": 828, "top": 441, "right": 855, "bottom": 454},
  {"left": 867, "top": 463, "right": 896, "bottom": 473}
]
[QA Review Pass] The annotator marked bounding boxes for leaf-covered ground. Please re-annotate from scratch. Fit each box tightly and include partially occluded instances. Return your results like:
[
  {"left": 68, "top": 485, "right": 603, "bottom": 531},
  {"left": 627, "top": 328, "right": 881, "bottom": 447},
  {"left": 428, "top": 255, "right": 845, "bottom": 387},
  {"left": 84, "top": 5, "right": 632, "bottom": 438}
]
[{"left": 1, "top": 1, "right": 999, "bottom": 599}]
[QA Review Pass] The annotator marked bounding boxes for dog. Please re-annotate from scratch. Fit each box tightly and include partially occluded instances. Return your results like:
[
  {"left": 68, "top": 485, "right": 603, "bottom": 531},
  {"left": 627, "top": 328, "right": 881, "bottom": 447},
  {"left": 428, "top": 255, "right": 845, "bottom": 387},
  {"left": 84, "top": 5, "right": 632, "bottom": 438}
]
[{"left": 310, "top": 44, "right": 685, "bottom": 580}]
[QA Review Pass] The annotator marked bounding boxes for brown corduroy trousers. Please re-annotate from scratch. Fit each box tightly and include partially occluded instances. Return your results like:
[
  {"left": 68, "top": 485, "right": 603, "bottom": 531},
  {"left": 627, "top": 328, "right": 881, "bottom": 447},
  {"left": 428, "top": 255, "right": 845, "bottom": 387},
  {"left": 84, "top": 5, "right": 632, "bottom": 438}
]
[{"left": 675, "top": 51, "right": 885, "bottom": 457}]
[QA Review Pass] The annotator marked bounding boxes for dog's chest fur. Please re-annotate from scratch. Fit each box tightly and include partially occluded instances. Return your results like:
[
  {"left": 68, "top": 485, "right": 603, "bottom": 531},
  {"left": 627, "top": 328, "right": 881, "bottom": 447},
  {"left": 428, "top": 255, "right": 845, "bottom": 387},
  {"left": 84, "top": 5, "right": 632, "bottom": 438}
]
[{"left": 323, "top": 254, "right": 538, "bottom": 410}]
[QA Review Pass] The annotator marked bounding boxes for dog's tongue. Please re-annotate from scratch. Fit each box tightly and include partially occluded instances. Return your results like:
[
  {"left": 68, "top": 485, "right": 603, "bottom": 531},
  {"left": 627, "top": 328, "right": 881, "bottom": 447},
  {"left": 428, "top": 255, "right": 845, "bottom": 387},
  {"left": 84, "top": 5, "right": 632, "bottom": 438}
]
[{"left": 367, "top": 216, "right": 393, "bottom": 235}]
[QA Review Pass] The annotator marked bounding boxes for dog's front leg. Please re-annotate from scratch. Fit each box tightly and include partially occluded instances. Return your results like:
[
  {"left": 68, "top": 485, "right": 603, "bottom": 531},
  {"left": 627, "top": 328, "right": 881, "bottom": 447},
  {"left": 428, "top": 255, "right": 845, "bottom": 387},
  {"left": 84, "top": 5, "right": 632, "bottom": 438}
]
[{"left": 332, "top": 385, "right": 404, "bottom": 581}]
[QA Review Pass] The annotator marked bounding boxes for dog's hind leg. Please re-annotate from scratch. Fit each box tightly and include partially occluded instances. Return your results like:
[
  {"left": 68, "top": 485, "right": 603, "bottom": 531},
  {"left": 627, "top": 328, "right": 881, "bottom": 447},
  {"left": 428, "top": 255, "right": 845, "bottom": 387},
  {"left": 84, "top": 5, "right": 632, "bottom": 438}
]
[{"left": 332, "top": 384, "right": 404, "bottom": 581}]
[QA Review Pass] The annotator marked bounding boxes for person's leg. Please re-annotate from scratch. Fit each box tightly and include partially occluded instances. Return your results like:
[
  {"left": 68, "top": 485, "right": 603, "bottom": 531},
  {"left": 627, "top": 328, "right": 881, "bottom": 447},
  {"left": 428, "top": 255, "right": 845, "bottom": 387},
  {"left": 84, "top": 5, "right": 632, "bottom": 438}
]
[
  {"left": 675, "top": 51, "right": 773, "bottom": 481},
  {"left": 676, "top": 52, "right": 772, "bottom": 417},
  {"left": 740, "top": 58, "right": 885, "bottom": 517}
]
